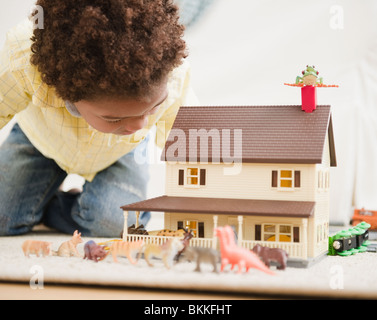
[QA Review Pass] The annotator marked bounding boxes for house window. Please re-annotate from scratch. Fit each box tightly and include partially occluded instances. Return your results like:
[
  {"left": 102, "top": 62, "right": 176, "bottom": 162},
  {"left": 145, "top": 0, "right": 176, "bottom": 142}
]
[
  {"left": 255, "top": 224, "right": 300, "bottom": 243},
  {"left": 316, "top": 222, "right": 329, "bottom": 243},
  {"left": 325, "top": 170, "right": 330, "bottom": 190},
  {"left": 280, "top": 170, "right": 293, "bottom": 188},
  {"left": 178, "top": 168, "right": 206, "bottom": 186},
  {"left": 318, "top": 171, "right": 323, "bottom": 189},
  {"left": 272, "top": 170, "right": 301, "bottom": 189},
  {"left": 318, "top": 170, "right": 331, "bottom": 190},
  {"left": 178, "top": 220, "right": 204, "bottom": 238},
  {"left": 187, "top": 168, "right": 199, "bottom": 185}
]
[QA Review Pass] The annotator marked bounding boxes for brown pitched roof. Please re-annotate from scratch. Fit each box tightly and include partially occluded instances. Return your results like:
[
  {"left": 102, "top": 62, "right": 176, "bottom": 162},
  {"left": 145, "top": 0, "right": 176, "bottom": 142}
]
[
  {"left": 161, "top": 105, "right": 336, "bottom": 166},
  {"left": 121, "top": 196, "right": 315, "bottom": 218}
]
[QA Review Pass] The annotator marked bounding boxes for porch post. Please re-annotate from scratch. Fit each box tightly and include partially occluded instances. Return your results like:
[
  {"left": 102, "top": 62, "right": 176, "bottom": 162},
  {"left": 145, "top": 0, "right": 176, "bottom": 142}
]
[
  {"left": 302, "top": 219, "right": 308, "bottom": 259},
  {"left": 212, "top": 215, "right": 218, "bottom": 249},
  {"left": 237, "top": 215, "right": 243, "bottom": 246},
  {"left": 135, "top": 211, "right": 140, "bottom": 228},
  {"left": 122, "top": 210, "right": 128, "bottom": 240}
]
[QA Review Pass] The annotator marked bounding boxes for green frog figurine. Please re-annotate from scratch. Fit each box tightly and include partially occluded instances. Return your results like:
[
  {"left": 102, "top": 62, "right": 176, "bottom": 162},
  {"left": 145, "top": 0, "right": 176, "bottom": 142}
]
[
  {"left": 296, "top": 65, "right": 323, "bottom": 86},
  {"left": 285, "top": 65, "right": 338, "bottom": 88}
]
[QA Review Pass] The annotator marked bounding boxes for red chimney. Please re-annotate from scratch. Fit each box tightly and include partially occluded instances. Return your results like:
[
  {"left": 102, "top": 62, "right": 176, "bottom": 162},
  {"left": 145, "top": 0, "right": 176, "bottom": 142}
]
[{"left": 301, "top": 85, "right": 317, "bottom": 113}]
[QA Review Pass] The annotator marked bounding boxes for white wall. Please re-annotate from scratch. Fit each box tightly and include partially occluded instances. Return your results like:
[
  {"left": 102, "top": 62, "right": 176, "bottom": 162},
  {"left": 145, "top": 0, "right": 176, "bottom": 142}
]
[{"left": 0, "top": 0, "right": 35, "bottom": 145}]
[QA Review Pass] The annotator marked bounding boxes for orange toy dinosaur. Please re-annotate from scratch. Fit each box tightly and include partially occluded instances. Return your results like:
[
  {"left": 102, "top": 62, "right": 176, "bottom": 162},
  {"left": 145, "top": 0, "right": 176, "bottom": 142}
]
[{"left": 214, "top": 226, "right": 274, "bottom": 275}]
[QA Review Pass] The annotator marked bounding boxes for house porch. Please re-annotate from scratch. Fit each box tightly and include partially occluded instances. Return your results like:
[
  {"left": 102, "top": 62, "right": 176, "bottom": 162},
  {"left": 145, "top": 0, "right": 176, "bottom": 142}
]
[{"left": 121, "top": 195, "right": 314, "bottom": 260}]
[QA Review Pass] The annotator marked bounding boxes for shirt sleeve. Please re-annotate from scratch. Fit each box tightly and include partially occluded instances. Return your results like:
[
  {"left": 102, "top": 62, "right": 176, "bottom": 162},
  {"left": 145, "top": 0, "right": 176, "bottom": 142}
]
[
  {"left": 155, "top": 60, "right": 197, "bottom": 149},
  {"left": 0, "top": 26, "right": 32, "bottom": 130}
]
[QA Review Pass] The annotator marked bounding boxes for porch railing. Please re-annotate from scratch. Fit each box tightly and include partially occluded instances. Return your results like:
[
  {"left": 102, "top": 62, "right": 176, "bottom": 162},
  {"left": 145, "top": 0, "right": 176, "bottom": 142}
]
[
  {"left": 240, "top": 240, "right": 306, "bottom": 259},
  {"left": 125, "top": 234, "right": 306, "bottom": 258},
  {"left": 125, "top": 234, "right": 216, "bottom": 248}
]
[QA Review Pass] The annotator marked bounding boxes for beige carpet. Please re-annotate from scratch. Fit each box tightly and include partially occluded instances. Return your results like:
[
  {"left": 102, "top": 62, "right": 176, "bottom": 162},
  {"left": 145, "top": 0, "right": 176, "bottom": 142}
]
[{"left": 1, "top": 227, "right": 376, "bottom": 299}]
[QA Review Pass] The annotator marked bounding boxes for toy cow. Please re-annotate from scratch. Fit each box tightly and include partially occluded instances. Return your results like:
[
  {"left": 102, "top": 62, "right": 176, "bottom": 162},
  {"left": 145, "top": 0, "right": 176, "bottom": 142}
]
[
  {"left": 252, "top": 244, "right": 288, "bottom": 270},
  {"left": 83, "top": 240, "right": 108, "bottom": 262}
]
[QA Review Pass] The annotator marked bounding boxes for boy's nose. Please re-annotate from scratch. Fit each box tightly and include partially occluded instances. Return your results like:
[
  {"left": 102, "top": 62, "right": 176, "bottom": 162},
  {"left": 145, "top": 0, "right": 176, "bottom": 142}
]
[{"left": 129, "top": 115, "right": 148, "bottom": 131}]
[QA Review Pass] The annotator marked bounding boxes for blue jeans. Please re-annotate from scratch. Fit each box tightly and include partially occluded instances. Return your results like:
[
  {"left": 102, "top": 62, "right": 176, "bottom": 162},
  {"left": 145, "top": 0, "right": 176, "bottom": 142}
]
[{"left": 0, "top": 123, "right": 150, "bottom": 237}]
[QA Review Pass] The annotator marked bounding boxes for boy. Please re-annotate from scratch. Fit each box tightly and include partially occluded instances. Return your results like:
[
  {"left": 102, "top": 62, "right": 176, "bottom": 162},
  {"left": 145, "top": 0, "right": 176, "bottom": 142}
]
[{"left": 0, "top": 0, "right": 192, "bottom": 236}]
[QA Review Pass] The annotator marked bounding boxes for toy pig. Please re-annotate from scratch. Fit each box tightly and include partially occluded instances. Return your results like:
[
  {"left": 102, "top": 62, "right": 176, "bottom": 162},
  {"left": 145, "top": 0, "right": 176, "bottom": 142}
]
[
  {"left": 83, "top": 240, "right": 108, "bottom": 262},
  {"left": 22, "top": 240, "right": 52, "bottom": 257}
]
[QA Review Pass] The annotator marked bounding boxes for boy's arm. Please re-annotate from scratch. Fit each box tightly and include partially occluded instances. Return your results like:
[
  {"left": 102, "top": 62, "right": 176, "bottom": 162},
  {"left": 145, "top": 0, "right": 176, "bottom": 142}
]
[{"left": 0, "top": 34, "right": 32, "bottom": 130}]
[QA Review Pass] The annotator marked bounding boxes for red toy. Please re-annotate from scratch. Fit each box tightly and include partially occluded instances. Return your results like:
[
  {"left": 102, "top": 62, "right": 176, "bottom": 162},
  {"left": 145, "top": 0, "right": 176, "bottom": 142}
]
[
  {"left": 301, "top": 85, "right": 317, "bottom": 113},
  {"left": 351, "top": 208, "right": 377, "bottom": 230},
  {"left": 214, "top": 226, "right": 274, "bottom": 275},
  {"left": 284, "top": 65, "right": 338, "bottom": 113}
]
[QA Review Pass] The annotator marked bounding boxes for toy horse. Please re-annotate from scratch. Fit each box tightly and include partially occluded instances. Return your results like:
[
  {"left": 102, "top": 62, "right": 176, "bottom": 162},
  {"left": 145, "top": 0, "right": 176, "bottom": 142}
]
[{"left": 144, "top": 238, "right": 184, "bottom": 269}]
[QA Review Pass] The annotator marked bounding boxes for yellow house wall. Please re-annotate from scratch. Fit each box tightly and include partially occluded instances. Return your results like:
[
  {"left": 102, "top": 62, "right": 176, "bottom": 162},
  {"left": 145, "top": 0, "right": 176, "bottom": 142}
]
[
  {"left": 164, "top": 212, "right": 305, "bottom": 240},
  {"left": 311, "top": 134, "right": 331, "bottom": 258},
  {"left": 166, "top": 162, "right": 316, "bottom": 201}
]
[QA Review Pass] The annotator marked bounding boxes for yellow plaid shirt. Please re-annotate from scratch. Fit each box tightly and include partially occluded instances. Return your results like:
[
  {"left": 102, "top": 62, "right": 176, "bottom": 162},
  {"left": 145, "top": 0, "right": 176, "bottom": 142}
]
[{"left": 0, "top": 20, "right": 191, "bottom": 181}]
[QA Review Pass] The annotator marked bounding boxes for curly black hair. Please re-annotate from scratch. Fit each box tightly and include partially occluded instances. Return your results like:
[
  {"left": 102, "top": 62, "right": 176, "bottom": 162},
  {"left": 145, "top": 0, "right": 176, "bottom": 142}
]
[{"left": 30, "top": 0, "right": 187, "bottom": 102}]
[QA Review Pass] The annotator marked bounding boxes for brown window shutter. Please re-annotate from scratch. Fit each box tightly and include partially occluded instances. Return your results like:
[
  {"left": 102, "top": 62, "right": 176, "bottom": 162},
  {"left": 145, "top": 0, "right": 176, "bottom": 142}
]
[
  {"left": 255, "top": 224, "right": 261, "bottom": 241},
  {"left": 271, "top": 171, "right": 278, "bottom": 187},
  {"left": 178, "top": 169, "right": 184, "bottom": 185},
  {"left": 198, "top": 222, "right": 205, "bottom": 238},
  {"left": 200, "top": 169, "right": 206, "bottom": 185},
  {"left": 294, "top": 171, "right": 301, "bottom": 188},
  {"left": 293, "top": 226, "right": 300, "bottom": 243},
  {"left": 177, "top": 221, "right": 183, "bottom": 230}
]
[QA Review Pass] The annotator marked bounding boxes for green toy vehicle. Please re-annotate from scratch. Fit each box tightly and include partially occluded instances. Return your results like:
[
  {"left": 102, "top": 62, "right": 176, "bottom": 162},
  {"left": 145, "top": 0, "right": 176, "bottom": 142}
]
[{"left": 328, "top": 222, "right": 371, "bottom": 256}]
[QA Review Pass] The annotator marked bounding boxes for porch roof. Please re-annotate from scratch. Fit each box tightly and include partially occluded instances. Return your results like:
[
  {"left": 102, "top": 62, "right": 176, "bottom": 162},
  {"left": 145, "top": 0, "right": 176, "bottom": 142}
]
[{"left": 121, "top": 196, "right": 315, "bottom": 218}]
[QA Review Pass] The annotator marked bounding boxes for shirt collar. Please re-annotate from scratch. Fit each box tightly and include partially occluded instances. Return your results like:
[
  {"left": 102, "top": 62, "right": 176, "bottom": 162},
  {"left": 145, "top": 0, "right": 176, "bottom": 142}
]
[{"left": 65, "top": 101, "right": 82, "bottom": 118}]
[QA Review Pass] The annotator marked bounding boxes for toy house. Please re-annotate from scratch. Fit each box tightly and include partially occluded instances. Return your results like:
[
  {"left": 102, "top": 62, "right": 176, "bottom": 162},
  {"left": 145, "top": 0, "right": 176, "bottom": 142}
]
[{"left": 121, "top": 105, "right": 336, "bottom": 267}]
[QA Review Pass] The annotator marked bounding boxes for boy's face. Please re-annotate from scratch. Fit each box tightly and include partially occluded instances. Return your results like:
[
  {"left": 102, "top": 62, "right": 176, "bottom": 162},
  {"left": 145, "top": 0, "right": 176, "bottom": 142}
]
[{"left": 75, "top": 82, "right": 168, "bottom": 136}]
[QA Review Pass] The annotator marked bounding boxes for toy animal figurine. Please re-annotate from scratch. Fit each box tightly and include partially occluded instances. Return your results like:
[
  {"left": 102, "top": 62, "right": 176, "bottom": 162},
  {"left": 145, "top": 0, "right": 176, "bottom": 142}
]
[
  {"left": 22, "top": 240, "right": 52, "bottom": 258},
  {"left": 284, "top": 65, "right": 338, "bottom": 88},
  {"left": 128, "top": 224, "right": 148, "bottom": 235},
  {"left": 156, "top": 229, "right": 186, "bottom": 237},
  {"left": 252, "top": 244, "right": 288, "bottom": 270},
  {"left": 296, "top": 65, "right": 323, "bottom": 86},
  {"left": 55, "top": 230, "right": 83, "bottom": 257},
  {"left": 83, "top": 240, "right": 109, "bottom": 262},
  {"left": 214, "top": 226, "right": 274, "bottom": 275},
  {"left": 178, "top": 246, "right": 220, "bottom": 273},
  {"left": 175, "top": 229, "right": 193, "bottom": 261},
  {"left": 144, "top": 238, "right": 184, "bottom": 269},
  {"left": 109, "top": 240, "right": 144, "bottom": 264}
]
